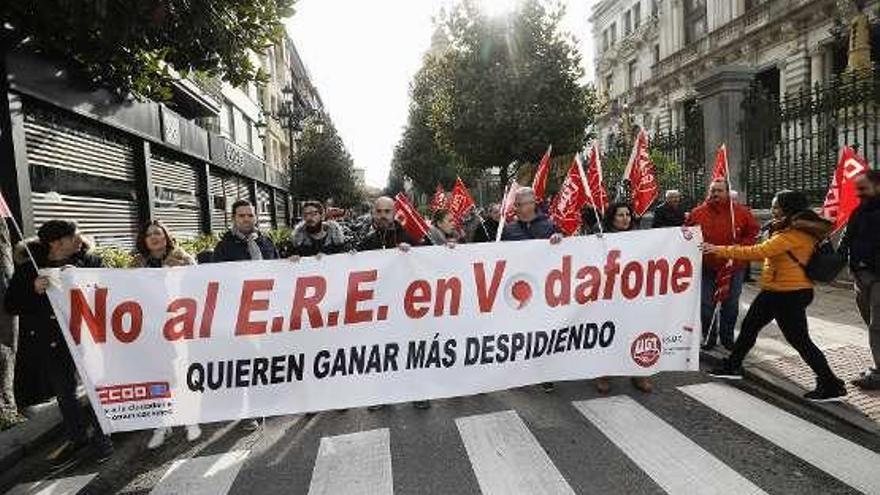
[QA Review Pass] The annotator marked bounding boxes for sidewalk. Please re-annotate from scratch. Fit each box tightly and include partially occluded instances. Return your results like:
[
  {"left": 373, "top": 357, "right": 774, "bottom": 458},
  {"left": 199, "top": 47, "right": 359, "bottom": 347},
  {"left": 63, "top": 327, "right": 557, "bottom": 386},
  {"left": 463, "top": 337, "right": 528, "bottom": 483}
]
[
  {"left": 0, "top": 389, "right": 85, "bottom": 472},
  {"left": 702, "top": 282, "right": 880, "bottom": 434}
]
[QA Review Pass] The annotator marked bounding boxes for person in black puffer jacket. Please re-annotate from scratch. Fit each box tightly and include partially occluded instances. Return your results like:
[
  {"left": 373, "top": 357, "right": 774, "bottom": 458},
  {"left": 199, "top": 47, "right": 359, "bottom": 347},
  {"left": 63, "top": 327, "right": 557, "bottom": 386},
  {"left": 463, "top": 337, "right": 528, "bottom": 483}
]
[{"left": 5, "top": 220, "right": 113, "bottom": 464}]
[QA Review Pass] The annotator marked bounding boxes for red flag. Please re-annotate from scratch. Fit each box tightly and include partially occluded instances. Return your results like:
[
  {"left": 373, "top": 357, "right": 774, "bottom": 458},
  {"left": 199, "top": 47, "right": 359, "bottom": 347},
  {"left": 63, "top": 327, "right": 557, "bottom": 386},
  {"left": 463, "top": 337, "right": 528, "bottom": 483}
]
[
  {"left": 448, "top": 177, "right": 476, "bottom": 225},
  {"left": 624, "top": 128, "right": 658, "bottom": 216},
  {"left": 712, "top": 144, "right": 729, "bottom": 181},
  {"left": 822, "top": 146, "right": 869, "bottom": 231},
  {"left": 531, "top": 145, "right": 553, "bottom": 204},
  {"left": 549, "top": 153, "right": 589, "bottom": 236},
  {"left": 500, "top": 181, "right": 522, "bottom": 223},
  {"left": 584, "top": 142, "right": 609, "bottom": 213},
  {"left": 0, "top": 190, "right": 12, "bottom": 219},
  {"left": 713, "top": 260, "right": 734, "bottom": 304},
  {"left": 429, "top": 184, "right": 447, "bottom": 212},
  {"left": 394, "top": 193, "right": 430, "bottom": 243}
]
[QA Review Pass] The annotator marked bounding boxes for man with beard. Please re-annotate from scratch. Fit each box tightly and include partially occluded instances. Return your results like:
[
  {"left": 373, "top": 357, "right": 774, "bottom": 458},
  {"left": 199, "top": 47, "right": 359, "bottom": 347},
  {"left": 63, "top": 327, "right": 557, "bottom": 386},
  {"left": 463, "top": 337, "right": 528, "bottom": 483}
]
[
  {"left": 686, "top": 179, "right": 760, "bottom": 351},
  {"left": 472, "top": 204, "right": 501, "bottom": 243},
  {"left": 357, "top": 196, "right": 422, "bottom": 251},
  {"left": 842, "top": 170, "right": 880, "bottom": 390},
  {"left": 213, "top": 199, "right": 278, "bottom": 431},
  {"left": 289, "top": 201, "right": 348, "bottom": 258},
  {"left": 357, "top": 196, "right": 429, "bottom": 410}
]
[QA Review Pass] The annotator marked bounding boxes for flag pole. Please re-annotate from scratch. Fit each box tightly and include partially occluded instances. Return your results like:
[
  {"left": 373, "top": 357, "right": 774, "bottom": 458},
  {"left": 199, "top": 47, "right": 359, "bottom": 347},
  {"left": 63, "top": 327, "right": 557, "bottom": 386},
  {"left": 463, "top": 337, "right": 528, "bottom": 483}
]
[
  {"left": 576, "top": 148, "right": 605, "bottom": 237},
  {"left": 495, "top": 181, "right": 510, "bottom": 242},
  {"left": 0, "top": 191, "right": 38, "bottom": 271}
]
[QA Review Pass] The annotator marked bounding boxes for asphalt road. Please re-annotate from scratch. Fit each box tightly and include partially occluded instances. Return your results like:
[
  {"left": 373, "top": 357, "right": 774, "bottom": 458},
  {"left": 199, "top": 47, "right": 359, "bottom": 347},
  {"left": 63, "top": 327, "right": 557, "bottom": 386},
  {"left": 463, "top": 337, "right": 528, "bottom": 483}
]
[{"left": 3, "top": 372, "right": 880, "bottom": 495}]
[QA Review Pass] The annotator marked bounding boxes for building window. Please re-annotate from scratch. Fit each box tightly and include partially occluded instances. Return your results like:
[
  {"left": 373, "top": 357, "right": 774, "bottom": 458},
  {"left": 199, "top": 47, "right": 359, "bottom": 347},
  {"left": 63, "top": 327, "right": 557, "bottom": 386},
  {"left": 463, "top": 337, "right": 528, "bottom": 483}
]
[
  {"left": 627, "top": 61, "right": 638, "bottom": 91},
  {"left": 220, "top": 101, "right": 234, "bottom": 139},
  {"left": 745, "top": 0, "right": 767, "bottom": 10},
  {"left": 651, "top": 0, "right": 659, "bottom": 17},
  {"left": 633, "top": 3, "right": 641, "bottom": 29},
  {"left": 233, "top": 109, "right": 249, "bottom": 148},
  {"left": 605, "top": 74, "right": 614, "bottom": 96},
  {"left": 603, "top": 30, "right": 609, "bottom": 51},
  {"left": 610, "top": 22, "right": 617, "bottom": 45},
  {"left": 624, "top": 11, "right": 632, "bottom": 35},
  {"left": 653, "top": 44, "right": 660, "bottom": 64},
  {"left": 684, "top": 0, "right": 707, "bottom": 45}
]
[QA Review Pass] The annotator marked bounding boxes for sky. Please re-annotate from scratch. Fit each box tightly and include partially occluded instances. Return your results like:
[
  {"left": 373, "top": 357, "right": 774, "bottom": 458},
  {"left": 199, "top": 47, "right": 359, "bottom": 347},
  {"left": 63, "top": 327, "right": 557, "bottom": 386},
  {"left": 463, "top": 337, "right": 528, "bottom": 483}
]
[{"left": 286, "top": 0, "right": 596, "bottom": 188}]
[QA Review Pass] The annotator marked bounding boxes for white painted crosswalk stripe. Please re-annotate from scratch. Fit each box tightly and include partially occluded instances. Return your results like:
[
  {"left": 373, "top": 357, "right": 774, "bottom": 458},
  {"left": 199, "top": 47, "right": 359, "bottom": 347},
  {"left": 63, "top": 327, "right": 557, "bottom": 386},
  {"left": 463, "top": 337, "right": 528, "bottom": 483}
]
[
  {"left": 573, "top": 395, "right": 766, "bottom": 495},
  {"left": 307, "top": 428, "right": 393, "bottom": 495},
  {"left": 6, "top": 473, "right": 97, "bottom": 495},
  {"left": 455, "top": 410, "right": 575, "bottom": 495},
  {"left": 149, "top": 450, "right": 249, "bottom": 495},
  {"left": 681, "top": 382, "right": 880, "bottom": 495}
]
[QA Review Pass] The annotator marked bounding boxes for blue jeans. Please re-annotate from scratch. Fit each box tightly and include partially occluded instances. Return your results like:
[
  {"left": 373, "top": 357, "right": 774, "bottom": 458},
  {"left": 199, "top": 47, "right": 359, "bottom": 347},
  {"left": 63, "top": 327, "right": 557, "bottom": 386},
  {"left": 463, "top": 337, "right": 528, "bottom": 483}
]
[{"left": 701, "top": 268, "right": 745, "bottom": 346}]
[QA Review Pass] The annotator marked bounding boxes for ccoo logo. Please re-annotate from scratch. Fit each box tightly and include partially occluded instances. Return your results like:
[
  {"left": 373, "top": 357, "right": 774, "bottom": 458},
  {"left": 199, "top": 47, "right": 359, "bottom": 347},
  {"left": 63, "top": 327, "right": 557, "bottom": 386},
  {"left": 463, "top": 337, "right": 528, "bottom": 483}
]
[{"left": 631, "top": 332, "right": 662, "bottom": 368}]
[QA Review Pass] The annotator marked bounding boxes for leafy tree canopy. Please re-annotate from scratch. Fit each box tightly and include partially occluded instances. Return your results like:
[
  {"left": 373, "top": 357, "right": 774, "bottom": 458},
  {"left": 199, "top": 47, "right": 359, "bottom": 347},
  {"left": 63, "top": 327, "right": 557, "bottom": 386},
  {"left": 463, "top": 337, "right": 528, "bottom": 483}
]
[
  {"left": 291, "top": 120, "right": 363, "bottom": 209},
  {"left": 2, "top": 0, "right": 296, "bottom": 99},
  {"left": 391, "top": 0, "right": 595, "bottom": 192}
]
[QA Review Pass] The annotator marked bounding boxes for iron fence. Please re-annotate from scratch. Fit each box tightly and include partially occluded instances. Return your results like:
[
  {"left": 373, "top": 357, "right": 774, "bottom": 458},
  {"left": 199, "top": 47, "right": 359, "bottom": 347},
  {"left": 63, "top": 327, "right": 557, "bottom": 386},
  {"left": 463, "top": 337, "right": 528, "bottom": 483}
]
[{"left": 741, "top": 66, "right": 880, "bottom": 209}]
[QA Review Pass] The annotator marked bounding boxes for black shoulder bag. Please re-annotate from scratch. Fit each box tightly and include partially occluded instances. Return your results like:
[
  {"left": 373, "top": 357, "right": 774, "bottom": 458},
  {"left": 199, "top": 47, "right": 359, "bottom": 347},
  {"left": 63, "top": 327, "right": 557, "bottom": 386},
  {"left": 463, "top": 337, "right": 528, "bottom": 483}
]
[{"left": 786, "top": 240, "right": 846, "bottom": 283}]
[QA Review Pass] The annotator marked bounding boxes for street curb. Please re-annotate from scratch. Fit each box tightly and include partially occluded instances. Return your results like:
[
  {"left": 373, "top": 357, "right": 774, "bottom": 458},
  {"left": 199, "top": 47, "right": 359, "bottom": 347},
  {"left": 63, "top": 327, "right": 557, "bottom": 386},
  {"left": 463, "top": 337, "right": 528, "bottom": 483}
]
[{"left": 700, "top": 349, "right": 880, "bottom": 436}]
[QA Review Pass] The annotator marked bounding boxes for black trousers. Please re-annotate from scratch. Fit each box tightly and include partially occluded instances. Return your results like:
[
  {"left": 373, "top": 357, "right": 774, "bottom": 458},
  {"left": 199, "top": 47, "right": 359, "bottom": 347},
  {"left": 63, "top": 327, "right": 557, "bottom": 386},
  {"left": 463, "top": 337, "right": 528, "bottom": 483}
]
[
  {"left": 47, "top": 348, "right": 106, "bottom": 445},
  {"left": 729, "top": 289, "right": 840, "bottom": 386}
]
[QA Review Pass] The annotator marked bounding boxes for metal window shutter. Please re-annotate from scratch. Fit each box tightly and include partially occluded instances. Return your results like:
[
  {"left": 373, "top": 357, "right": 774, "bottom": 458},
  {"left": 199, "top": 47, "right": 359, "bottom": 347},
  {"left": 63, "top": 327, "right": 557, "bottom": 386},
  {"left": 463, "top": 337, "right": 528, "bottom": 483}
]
[
  {"left": 32, "top": 192, "right": 139, "bottom": 249},
  {"left": 234, "top": 177, "right": 250, "bottom": 203},
  {"left": 209, "top": 172, "right": 229, "bottom": 233},
  {"left": 275, "top": 191, "right": 289, "bottom": 228},
  {"left": 152, "top": 152, "right": 202, "bottom": 239},
  {"left": 257, "top": 185, "right": 272, "bottom": 230},
  {"left": 23, "top": 104, "right": 136, "bottom": 182}
]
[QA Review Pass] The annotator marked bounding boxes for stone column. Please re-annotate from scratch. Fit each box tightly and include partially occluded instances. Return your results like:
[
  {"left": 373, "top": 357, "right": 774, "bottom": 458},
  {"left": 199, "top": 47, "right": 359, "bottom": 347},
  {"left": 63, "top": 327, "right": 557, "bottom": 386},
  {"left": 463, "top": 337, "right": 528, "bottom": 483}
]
[
  {"left": 695, "top": 66, "right": 755, "bottom": 198},
  {"left": 810, "top": 46, "right": 826, "bottom": 89}
]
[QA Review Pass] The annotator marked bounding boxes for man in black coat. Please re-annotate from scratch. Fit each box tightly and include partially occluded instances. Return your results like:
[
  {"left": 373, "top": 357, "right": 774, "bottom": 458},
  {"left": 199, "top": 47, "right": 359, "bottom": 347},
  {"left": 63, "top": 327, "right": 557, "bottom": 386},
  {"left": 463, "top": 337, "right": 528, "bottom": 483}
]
[
  {"left": 5, "top": 220, "right": 113, "bottom": 465},
  {"left": 356, "top": 196, "right": 420, "bottom": 251},
  {"left": 842, "top": 170, "right": 880, "bottom": 390},
  {"left": 212, "top": 199, "right": 277, "bottom": 431},
  {"left": 651, "top": 190, "right": 686, "bottom": 228},
  {"left": 213, "top": 199, "right": 279, "bottom": 262}
]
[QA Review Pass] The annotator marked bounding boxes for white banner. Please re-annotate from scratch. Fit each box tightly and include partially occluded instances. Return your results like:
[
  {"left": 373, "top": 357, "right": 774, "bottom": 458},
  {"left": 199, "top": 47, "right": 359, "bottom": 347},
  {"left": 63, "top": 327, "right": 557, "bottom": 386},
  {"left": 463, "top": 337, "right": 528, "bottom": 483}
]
[{"left": 46, "top": 227, "right": 703, "bottom": 433}]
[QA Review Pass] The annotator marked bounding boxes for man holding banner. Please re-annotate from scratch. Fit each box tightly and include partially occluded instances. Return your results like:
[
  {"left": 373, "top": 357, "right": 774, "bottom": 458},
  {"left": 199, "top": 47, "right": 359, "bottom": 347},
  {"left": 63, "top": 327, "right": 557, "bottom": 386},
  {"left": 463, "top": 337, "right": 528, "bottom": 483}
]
[
  {"left": 502, "top": 186, "right": 563, "bottom": 393},
  {"left": 6, "top": 220, "right": 114, "bottom": 466},
  {"left": 686, "top": 178, "right": 760, "bottom": 351}
]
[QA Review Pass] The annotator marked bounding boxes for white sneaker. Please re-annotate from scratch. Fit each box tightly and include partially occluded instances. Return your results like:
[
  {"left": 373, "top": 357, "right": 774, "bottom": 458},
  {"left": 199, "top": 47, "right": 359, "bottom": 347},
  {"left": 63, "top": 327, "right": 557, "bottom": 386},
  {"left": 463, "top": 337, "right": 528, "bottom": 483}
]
[
  {"left": 185, "top": 424, "right": 202, "bottom": 442},
  {"left": 147, "top": 427, "right": 169, "bottom": 450}
]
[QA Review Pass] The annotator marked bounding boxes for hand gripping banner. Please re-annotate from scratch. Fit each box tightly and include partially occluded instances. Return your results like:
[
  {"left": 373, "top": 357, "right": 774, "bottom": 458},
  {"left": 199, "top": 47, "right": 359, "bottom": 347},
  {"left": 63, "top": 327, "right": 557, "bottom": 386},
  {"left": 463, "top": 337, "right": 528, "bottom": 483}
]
[{"left": 46, "top": 227, "right": 703, "bottom": 433}]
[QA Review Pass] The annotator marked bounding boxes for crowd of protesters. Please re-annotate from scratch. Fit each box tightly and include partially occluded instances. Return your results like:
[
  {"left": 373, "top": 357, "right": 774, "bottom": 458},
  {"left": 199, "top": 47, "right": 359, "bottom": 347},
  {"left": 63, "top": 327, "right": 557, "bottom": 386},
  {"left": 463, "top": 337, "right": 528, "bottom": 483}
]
[{"left": 1, "top": 167, "right": 880, "bottom": 468}]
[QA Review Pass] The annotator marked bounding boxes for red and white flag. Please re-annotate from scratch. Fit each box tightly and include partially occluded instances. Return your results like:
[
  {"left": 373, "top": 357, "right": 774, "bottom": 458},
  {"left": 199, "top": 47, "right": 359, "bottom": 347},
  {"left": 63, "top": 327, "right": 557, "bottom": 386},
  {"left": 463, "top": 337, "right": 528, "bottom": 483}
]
[
  {"left": 584, "top": 142, "right": 609, "bottom": 213},
  {"left": 0, "top": 190, "right": 12, "bottom": 219},
  {"left": 429, "top": 184, "right": 447, "bottom": 212},
  {"left": 712, "top": 143, "right": 729, "bottom": 181},
  {"left": 624, "top": 128, "right": 658, "bottom": 216},
  {"left": 448, "top": 177, "right": 476, "bottom": 225},
  {"left": 531, "top": 145, "right": 553, "bottom": 204},
  {"left": 394, "top": 193, "right": 430, "bottom": 243},
  {"left": 500, "top": 181, "right": 522, "bottom": 223},
  {"left": 549, "top": 153, "right": 589, "bottom": 236},
  {"left": 822, "top": 145, "right": 869, "bottom": 231}
]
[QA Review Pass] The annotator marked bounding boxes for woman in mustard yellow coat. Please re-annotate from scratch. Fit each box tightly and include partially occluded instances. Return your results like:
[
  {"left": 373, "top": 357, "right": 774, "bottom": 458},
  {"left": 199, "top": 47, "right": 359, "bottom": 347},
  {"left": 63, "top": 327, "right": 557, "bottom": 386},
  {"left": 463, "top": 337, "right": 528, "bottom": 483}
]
[{"left": 703, "top": 190, "right": 847, "bottom": 403}]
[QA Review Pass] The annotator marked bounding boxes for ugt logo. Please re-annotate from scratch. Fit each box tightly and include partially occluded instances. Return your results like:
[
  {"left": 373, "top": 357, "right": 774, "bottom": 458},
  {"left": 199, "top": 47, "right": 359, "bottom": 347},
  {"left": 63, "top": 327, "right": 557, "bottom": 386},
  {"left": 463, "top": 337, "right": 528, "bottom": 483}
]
[{"left": 631, "top": 332, "right": 662, "bottom": 368}]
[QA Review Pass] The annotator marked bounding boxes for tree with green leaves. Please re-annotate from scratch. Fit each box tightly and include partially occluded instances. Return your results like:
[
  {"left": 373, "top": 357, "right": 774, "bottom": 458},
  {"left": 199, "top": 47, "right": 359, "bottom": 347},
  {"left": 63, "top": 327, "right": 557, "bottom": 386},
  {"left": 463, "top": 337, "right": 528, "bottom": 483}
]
[
  {"left": 2, "top": 0, "right": 295, "bottom": 100},
  {"left": 393, "top": 0, "right": 595, "bottom": 191},
  {"left": 291, "top": 120, "right": 362, "bottom": 209}
]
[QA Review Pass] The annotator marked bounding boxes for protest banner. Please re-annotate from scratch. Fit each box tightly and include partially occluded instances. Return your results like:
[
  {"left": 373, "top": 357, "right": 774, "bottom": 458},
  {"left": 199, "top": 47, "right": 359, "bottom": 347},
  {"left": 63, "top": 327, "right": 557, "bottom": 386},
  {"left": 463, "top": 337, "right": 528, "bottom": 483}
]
[{"left": 46, "top": 227, "right": 703, "bottom": 433}]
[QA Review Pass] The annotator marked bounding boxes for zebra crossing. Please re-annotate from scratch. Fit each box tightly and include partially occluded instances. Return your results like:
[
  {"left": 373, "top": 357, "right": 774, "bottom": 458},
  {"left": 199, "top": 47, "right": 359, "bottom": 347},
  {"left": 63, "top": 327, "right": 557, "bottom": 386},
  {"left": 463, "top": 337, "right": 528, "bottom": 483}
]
[{"left": 6, "top": 382, "right": 880, "bottom": 495}]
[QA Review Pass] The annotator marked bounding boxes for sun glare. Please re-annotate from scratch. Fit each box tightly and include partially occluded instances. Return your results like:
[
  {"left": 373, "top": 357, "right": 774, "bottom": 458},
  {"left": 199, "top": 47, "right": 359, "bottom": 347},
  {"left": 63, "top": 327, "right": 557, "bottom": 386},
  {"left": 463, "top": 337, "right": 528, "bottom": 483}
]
[{"left": 480, "top": 0, "right": 518, "bottom": 17}]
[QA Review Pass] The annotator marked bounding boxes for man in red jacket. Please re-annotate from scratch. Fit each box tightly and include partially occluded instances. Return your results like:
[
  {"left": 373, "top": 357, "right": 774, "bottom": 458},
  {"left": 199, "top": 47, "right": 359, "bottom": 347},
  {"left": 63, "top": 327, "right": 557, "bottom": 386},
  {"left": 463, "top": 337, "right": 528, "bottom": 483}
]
[{"left": 686, "top": 179, "right": 760, "bottom": 350}]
